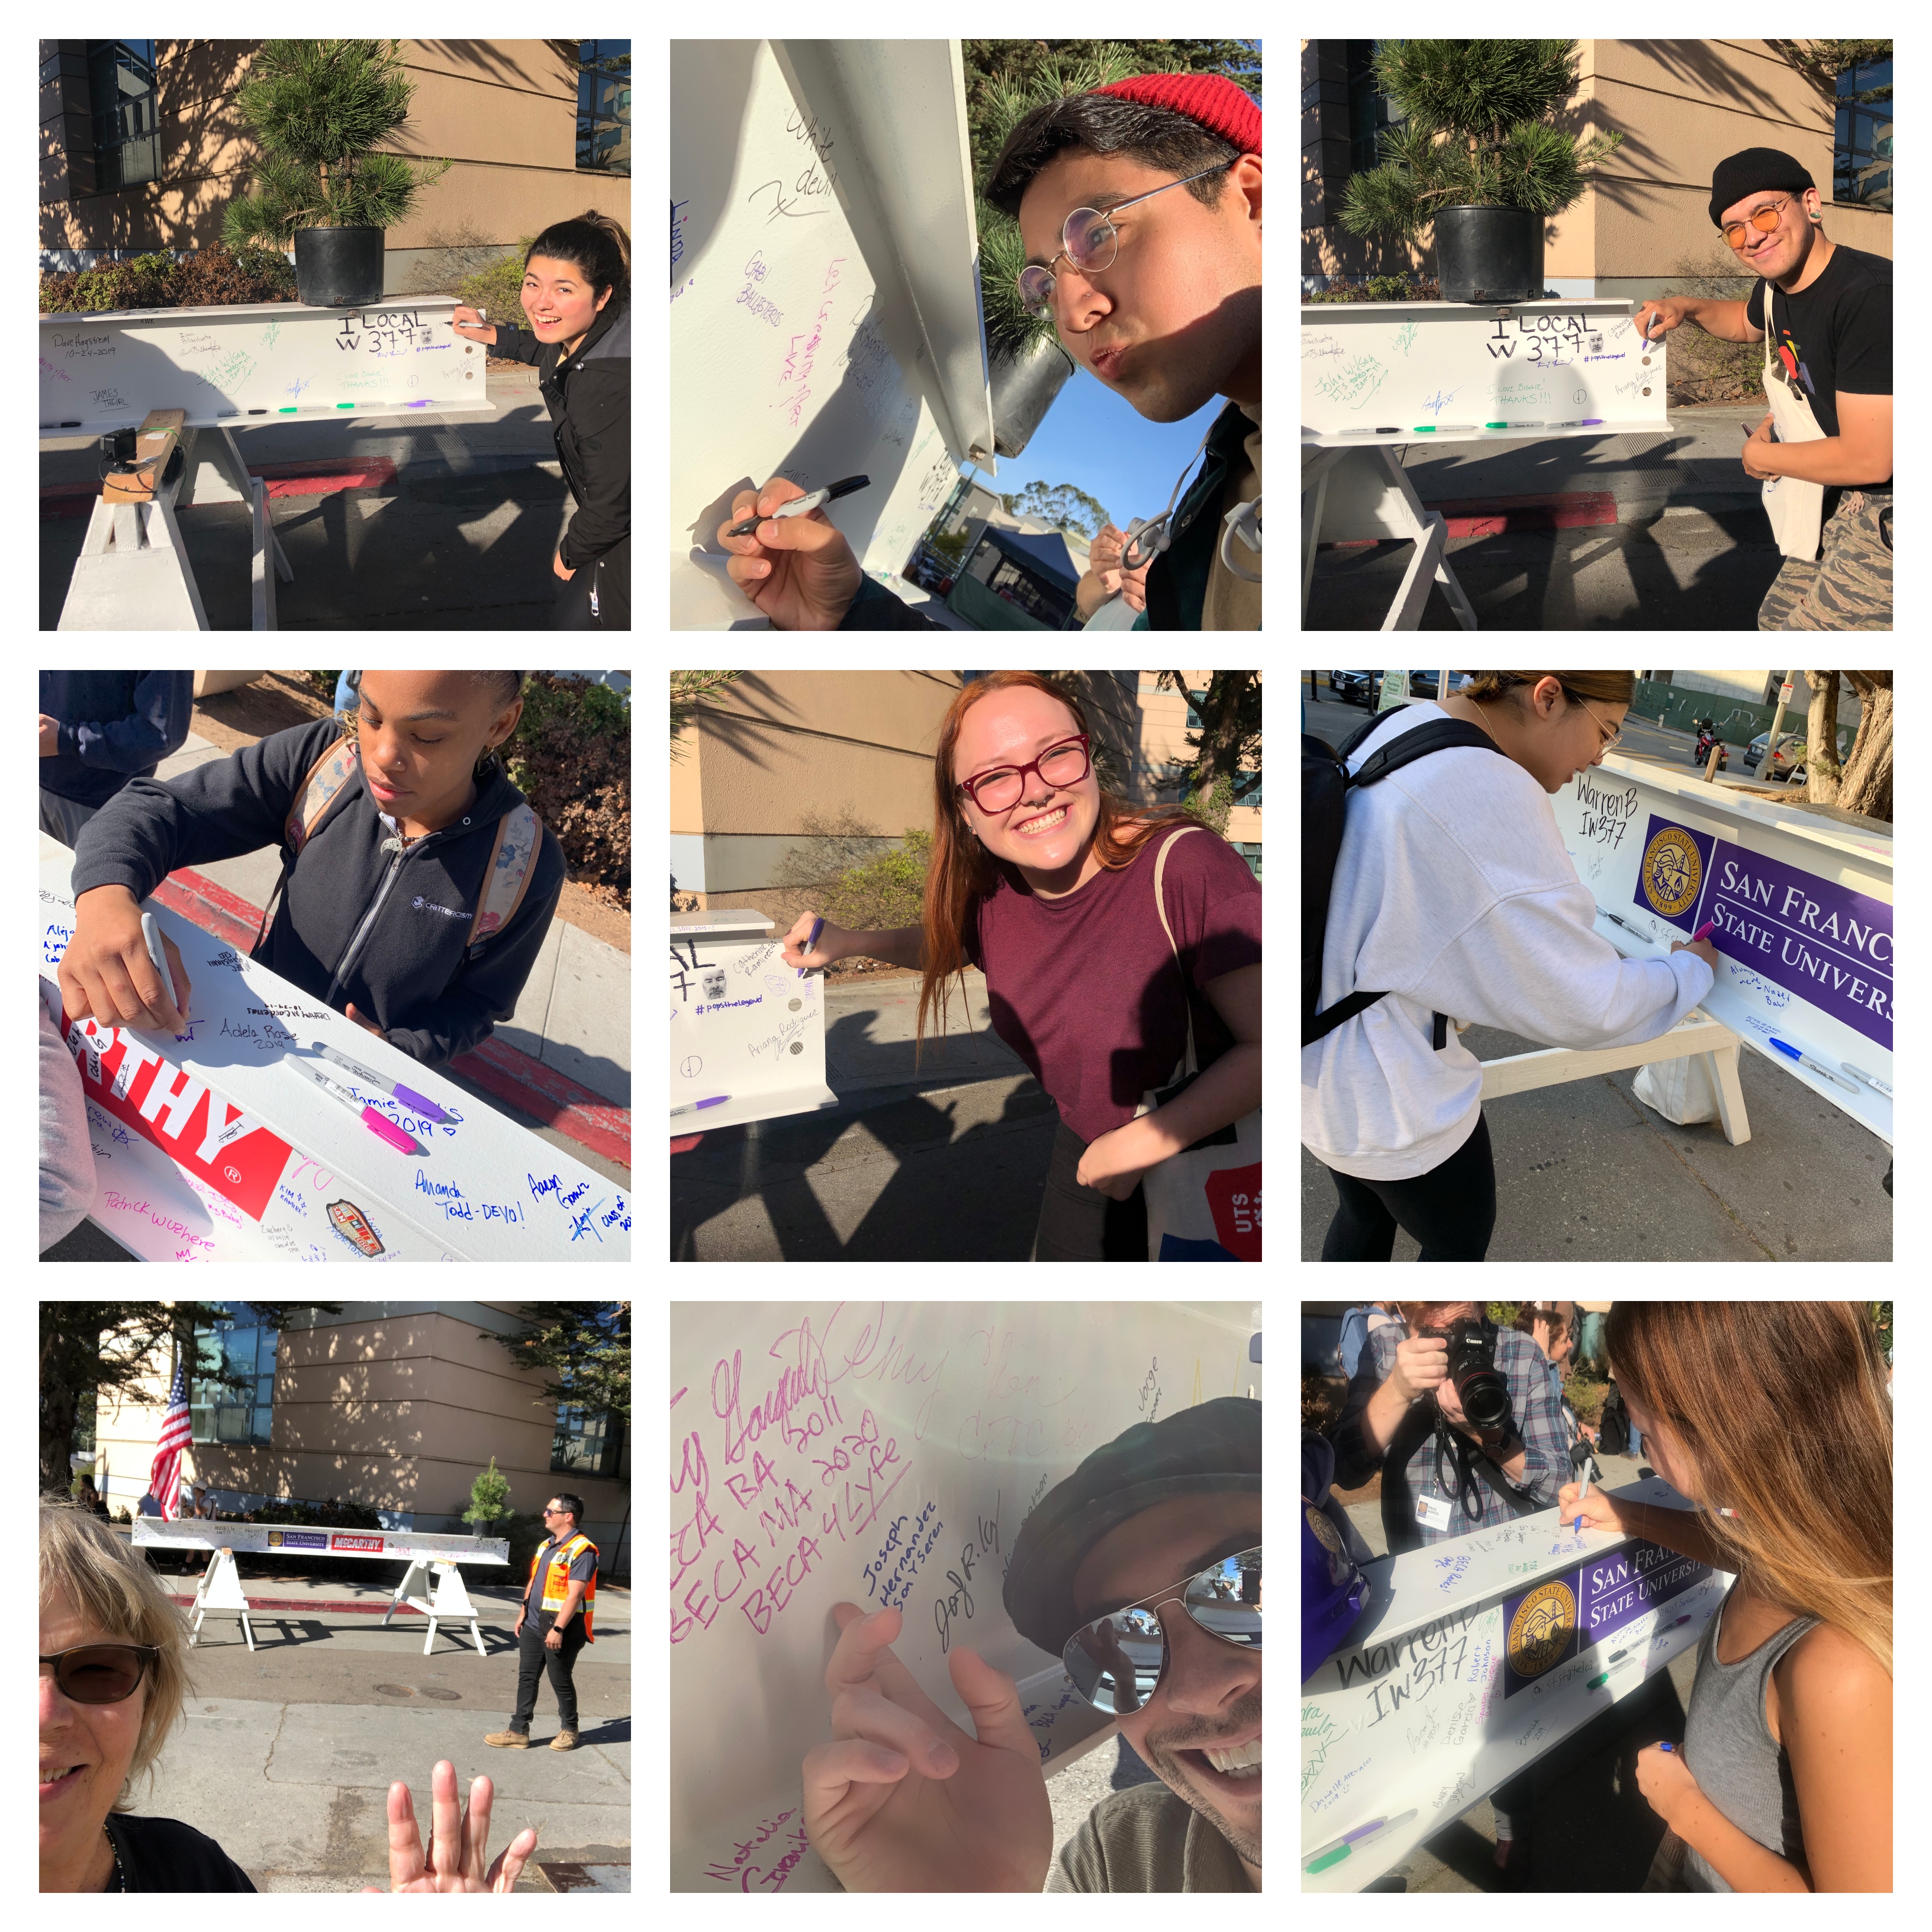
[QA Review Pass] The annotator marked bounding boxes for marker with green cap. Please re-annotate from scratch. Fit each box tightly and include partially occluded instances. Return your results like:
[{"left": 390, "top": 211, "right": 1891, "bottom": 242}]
[{"left": 1304, "top": 1808, "right": 1417, "bottom": 1873}]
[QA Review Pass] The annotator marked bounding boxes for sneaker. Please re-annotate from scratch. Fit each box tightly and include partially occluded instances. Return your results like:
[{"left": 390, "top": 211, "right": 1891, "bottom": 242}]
[
  {"left": 550, "top": 1730, "right": 578, "bottom": 1751},
  {"left": 484, "top": 1730, "right": 530, "bottom": 1749}
]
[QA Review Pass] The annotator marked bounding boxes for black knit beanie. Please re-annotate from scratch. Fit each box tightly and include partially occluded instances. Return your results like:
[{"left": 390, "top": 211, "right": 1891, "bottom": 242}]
[{"left": 1709, "top": 148, "right": 1817, "bottom": 229}]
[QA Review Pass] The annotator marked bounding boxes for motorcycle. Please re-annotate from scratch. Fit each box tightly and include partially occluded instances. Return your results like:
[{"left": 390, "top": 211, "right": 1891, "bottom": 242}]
[{"left": 1691, "top": 719, "right": 1729, "bottom": 771}]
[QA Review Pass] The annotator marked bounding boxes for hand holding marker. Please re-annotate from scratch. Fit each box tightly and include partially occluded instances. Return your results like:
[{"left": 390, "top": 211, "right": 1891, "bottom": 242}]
[
  {"left": 139, "top": 912, "right": 189, "bottom": 1034},
  {"left": 727, "top": 476, "right": 870, "bottom": 537}
]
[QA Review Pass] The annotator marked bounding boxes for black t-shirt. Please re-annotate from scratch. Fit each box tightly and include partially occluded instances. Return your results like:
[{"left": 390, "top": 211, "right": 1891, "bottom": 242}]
[
  {"left": 102, "top": 1813, "right": 257, "bottom": 1891},
  {"left": 1746, "top": 242, "right": 1892, "bottom": 484}
]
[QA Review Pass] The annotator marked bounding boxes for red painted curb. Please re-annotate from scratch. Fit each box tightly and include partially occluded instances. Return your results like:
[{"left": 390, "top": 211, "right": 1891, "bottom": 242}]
[
  {"left": 1316, "top": 489, "right": 1622, "bottom": 549},
  {"left": 159, "top": 866, "right": 629, "bottom": 1169},
  {"left": 40, "top": 458, "right": 399, "bottom": 519}
]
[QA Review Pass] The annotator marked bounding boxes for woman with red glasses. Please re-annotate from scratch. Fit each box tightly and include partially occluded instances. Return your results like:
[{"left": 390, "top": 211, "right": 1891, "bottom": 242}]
[{"left": 780, "top": 671, "right": 1261, "bottom": 1260}]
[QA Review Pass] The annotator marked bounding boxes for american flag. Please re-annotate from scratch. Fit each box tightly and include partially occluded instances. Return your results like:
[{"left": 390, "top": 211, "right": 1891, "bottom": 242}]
[{"left": 150, "top": 1363, "right": 192, "bottom": 1522}]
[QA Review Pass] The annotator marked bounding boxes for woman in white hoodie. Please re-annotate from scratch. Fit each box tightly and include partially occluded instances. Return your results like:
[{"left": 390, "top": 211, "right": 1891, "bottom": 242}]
[{"left": 1304, "top": 671, "right": 1719, "bottom": 1261}]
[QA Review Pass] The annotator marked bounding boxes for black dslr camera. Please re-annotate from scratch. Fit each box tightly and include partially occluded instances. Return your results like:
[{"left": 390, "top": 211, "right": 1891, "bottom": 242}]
[{"left": 1438, "top": 1318, "right": 1514, "bottom": 1433}]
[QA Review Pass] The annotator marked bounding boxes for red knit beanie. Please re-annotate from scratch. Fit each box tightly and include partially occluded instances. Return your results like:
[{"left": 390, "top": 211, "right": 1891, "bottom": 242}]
[{"left": 1093, "top": 72, "right": 1261, "bottom": 157}]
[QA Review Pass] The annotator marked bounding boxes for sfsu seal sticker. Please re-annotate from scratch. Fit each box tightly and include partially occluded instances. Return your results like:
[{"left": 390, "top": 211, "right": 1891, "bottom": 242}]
[
  {"left": 1641, "top": 826, "right": 1703, "bottom": 919},
  {"left": 1508, "top": 1579, "right": 1577, "bottom": 1679}
]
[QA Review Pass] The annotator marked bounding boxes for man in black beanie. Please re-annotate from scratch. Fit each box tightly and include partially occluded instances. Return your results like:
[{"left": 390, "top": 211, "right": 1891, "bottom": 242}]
[
  {"left": 800, "top": 1396, "right": 1260, "bottom": 1891},
  {"left": 1632, "top": 145, "right": 1891, "bottom": 630}
]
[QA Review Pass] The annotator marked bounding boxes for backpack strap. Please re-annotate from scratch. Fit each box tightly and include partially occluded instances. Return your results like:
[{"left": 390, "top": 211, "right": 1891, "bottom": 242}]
[
  {"left": 251, "top": 733, "right": 362, "bottom": 955},
  {"left": 466, "top": 803, "right": 543, "bottom": 953}
]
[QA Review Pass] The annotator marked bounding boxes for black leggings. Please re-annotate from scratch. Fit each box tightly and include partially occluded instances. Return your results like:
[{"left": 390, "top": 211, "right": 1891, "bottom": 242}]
[
  {"left": 1320, "top": 1111, "right": 1496, "bottom": 1261},
  {"left": 1032, "top": 1120, "right": 1148, "bottom": 1261}
]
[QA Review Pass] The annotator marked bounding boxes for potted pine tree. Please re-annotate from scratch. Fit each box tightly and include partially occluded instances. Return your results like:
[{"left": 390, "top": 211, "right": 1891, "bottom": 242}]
[
  {"left": 1337, "top": 40, "right": 1622, "bottom": 302},
  {"left": 221, "top": 39, "right": 450, "bottom": 308}
]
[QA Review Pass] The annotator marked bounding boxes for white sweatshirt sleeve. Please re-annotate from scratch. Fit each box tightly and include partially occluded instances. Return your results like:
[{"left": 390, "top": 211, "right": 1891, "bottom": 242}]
[
  {"left": 1409, "top": 872, "right": 1715, "bottom": 1051},
  {"left": 39, "top": 987, "right": 99, "bottom": 1253}
]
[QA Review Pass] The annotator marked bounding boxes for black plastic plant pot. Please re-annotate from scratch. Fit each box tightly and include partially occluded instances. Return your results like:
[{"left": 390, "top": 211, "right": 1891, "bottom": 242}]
[
  {"left": 990, "top": 336, "right": 1077, "bottom": 459},
  {"left": 1432, "top": 205, "right": 1544, "bottom": 303},
  {"left": 294, "top": 225, "right": 385, "bottom": 307}
]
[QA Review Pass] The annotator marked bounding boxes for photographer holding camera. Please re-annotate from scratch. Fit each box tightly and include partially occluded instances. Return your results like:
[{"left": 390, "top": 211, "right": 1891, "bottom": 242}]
[{"left": 1329, "top": 1300, "right": 1570, "bottom": 1883}]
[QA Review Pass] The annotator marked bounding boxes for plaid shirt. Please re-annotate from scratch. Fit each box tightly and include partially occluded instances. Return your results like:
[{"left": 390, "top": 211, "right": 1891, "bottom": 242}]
[{"left": 1331, "top": 1320, "right": 1569, "bottom": 1545}]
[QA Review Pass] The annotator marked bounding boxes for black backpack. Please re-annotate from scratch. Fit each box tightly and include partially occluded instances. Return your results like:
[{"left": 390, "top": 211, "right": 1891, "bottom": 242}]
[
  {"left": 1597, "top": 1384, "right": 1632, "bottom": 1456},
  {"left": 1303, "top": 706, "right": 1508, "bottom": 1049}
]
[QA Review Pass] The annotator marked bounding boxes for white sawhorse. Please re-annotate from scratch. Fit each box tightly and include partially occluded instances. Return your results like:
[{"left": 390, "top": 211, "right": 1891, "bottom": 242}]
[
  {"left": 383, "top": 1559, "right": 489, "bottom": 1657},
  {"left": 186, "top": 1548, "right": 258, "bottom": 1652},
  {"left": 59, "top": 425, "right": 294, "bottom": 631},
  {"left": 1303, "top": 442, "right": 1479, "bottom": 631},
  {"left": 1479, "top": 1009, "right": 1752, "bottom": 1144}
]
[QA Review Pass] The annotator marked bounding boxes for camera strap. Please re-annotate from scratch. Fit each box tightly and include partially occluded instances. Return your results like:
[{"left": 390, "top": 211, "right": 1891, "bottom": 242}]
[{"left": 1432, "top": 1406, "right": 1542, "bottom": 1526}]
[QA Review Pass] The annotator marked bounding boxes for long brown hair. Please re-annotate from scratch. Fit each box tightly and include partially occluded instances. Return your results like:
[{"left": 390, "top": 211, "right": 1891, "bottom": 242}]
[
  {"left": 1605, "top": 1302, "right": 1892, "bottom": 1677},
  {"left": 915, "top": 672, "right": 1210, "bottom": 1067}
]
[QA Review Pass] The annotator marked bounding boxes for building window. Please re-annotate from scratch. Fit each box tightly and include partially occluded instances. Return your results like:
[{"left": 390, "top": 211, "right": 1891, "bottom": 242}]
[
  {"left": 191, "top": 1306, "right": 277, "bottom": 1447},
  {"left": 553, "top": 1403, "right": 625, "bottom": 1479},
  {"left": 88, "top": 40, "right": 160, "bottom": 195},
  {"left": 1835, "top": 55, "right": 1892, "bottom": 209},
  {"left": 578, "top": 40, "right": 630, "bottom": 175},
  {"left": 1232, "top": 840, "right": 1263, "bottom": 882},
  {"left": 1346, "top": 41, "right": 1399, "bottom": 176}
]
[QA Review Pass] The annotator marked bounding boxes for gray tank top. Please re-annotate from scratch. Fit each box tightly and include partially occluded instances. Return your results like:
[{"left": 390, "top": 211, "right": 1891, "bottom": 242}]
[{"left": 1679, "top": 1578, "right": 1820, "bottom": 1891}]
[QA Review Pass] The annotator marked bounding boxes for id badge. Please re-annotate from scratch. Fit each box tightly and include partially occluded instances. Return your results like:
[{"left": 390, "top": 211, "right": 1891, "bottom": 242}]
[{"left": 1415, "top": 1492, "right": 1453, "bottom": 1532}]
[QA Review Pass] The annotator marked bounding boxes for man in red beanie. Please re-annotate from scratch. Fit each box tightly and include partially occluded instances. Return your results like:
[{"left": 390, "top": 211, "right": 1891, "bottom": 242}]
[{"left": 718, "top": 72, "right": 1261, "bottom": 632}]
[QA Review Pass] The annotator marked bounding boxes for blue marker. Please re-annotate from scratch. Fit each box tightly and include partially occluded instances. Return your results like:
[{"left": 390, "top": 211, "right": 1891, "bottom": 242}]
[{"left": 1766, "top": 1036, "right": 1859, "bottom": 1092}]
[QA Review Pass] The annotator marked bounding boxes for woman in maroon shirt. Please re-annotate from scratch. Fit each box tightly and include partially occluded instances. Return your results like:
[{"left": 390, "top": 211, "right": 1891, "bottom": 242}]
[{"left": 782, "top": 672, "right": 1261, "bottom": 1259}]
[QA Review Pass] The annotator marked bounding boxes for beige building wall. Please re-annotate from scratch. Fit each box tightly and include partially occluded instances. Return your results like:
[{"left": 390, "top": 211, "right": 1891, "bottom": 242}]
[
  {"left": 671, "top": 670, "right": 1261, "bottom": 921},
  {"left": 40, "top": 40, "right": 630, "bottom": 294},
  {"left": 1303, "top": 39, "right": 1890, "bottom": 298},
  {"left": 92, "top": 1302, "right": 629, "bottom": 1574}
]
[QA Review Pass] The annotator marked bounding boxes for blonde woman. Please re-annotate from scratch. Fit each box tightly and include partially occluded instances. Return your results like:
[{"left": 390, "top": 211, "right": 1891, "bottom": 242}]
[
  {"left": 1304, "top": 671, "right": 1720, "bottom": 1260},
  {"left": 1560, "top": 1303, "right": 1892, "bottom": 1891},
  {"left": 40, "top": 1502, "right": 537, "bottom": 1891}
]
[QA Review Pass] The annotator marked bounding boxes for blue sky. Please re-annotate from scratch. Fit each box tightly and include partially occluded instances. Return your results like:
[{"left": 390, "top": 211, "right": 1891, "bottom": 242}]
[{"left": 957, "top": 367, "right": 1229, "bottom": 542}]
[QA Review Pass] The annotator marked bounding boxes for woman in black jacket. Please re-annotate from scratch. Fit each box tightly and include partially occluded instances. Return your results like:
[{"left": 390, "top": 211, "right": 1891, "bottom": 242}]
[{"left": 455, "top": 211, "right": 630, "bottom": 629}]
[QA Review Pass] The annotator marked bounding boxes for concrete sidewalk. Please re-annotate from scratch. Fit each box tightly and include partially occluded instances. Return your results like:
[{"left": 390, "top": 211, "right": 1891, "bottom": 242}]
[
  {"left": 672, "top": 968, "right": 1055, "bottom": 1260},
  {"left": 1305, "top": 402, "right": 1805, "bottom": 630},
  {"left": 38, "top": 370, "right": 587, "bottom": 629}
]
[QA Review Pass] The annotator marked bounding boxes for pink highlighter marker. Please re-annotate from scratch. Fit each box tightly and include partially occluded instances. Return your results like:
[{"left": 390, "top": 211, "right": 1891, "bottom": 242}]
[
  {"left": 1690, "top": 920, "right": 1716, "bottom": 943},
  {"left": 284, "top": 1053, "right": 422, "bottom": 1154}
]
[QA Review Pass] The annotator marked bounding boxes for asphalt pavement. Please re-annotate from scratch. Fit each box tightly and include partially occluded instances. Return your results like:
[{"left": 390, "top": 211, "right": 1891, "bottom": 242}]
[
  {"left": 125, "top": 1567, "right": 629, "bottom": 1891},
  {"left": 1305, "top": 402, "right": 1794, "bottom": 629},
  {"left": 40, "top": 368, "right": 579, "bottom": 629},
  {"left": 1336, "top": 1453, "right": 1702, "bottom": 1892},
  {"left": 1300, "top": 684, "right": 1892, "bottom": 1261},
  {"left": 672, "top": 966, "right": 1061, "bottom": 1260}
]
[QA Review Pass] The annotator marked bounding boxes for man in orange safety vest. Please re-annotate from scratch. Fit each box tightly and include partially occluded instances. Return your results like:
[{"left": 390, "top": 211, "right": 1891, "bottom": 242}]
[{"left": 484, "top": 1492, "right": 598, "bottom": 1752}]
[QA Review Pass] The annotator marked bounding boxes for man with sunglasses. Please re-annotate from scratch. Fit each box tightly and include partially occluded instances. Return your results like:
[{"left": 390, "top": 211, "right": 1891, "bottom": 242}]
[
  {"left": 485, "top": 1494, "right": 597, "bottom": 1753},
  {"left": 1632, "top": 147, "right": 1891, "bottom": 630},
  {"left": 718, "top": 73, "right": 1261, "bottom": 632},
  {"left": 802, "top": 1397, "right": 1260, "bottom": 1891}
]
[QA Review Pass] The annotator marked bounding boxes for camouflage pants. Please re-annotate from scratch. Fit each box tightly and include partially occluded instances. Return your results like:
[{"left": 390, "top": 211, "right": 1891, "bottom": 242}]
[{"left": 1757, "top": 488, "right": 1893, "bottom": 630}]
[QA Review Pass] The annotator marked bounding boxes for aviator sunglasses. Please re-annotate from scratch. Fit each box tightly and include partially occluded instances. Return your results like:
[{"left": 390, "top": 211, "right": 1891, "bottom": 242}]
[
  {"left": 40, "top": 1643, "right": 161, "bottom": 1704},
  {"left": 1061, "top": 1544, "right": 1261, "bottom": 1716}
]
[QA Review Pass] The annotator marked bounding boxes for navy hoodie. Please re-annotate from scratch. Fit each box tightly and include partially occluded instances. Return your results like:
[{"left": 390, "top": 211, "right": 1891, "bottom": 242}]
[
  {"left": 69, "top": 718, "right": 566, "bottom": 1067},
  {"left": 40, "top": 671, "right": 195, "bottom": 807}
]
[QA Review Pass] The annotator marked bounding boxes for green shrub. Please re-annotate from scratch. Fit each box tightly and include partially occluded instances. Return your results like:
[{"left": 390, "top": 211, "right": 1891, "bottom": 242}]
[
  {"left": 457, "top": 239, "right": 537, "bottom": 337},
  {"left": 39, "top": 244, "right": 297, "bottom": 314},
  {"left": 174, "top": 243, "right": 297, "bottom": 307}
]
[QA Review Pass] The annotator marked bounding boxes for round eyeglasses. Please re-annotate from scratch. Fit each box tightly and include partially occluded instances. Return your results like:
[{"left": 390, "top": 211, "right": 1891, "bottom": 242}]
[
  {"left": 1017, "top": 160, "right": 1237, "bottom": 320},
  {"left": 40, "top": 1643, "right": 160, "bottom": 1705},
  {"left": 1720, "top": 195, "right": 1793, "bottom": 249},
  {"left": 1061, "top": 1545, "right": 1261, "bottom": 1717},
  {"left": 957, "top": 735, "right": 1090, "bottom": 814}
]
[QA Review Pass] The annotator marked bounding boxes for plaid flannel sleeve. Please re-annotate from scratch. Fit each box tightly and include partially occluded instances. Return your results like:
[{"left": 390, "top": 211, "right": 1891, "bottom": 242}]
[
  {"left": 1505, "top": 1332, "right": 1570, "bottom": 1506},
  {"left": 1329, "top": 1326, "right": 1399, "bottom": 1491}
]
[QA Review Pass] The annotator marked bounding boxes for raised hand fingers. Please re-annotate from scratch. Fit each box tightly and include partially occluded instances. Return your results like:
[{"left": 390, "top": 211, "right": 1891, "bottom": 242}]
[
  {"left": 385, "top": 1779, "right": 427, "bottom": 1889},
  {"left": 946, "top": 1646, "right": 1036, "bottom": 1759},
  {"left": 429, "top": 1760, "right": 462, "bottom": 1883},
  {"left": 485, "top": 1826, "right": 540, "bottom": 1893},
  {"left": 462, "top": 1773, "right": 495, "bottom": 1886},
  {"left": 826, "top": 1604, "right": 952, "bottom": 1733},
  {"left": 831, "top": 1684, "right": 960, "bottom": 1778},
  {"left": 802, "top": 1734, "right": 913, "bottom": 1814}
]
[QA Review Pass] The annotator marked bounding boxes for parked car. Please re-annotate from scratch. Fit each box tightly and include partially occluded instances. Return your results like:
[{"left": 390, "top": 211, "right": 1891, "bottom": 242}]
[
  {"left": 1744, "top": 730, "right": 1808, "bottom": 782},
  {"left": 1408, "top": 671, "right": 1473, "bottom": 697},
  {"left": 1328, "top": 670, "right": 1378, "bottom": 706}
]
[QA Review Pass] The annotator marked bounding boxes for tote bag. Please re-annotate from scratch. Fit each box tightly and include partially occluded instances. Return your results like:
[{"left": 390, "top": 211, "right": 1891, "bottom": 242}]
[
  {"left": 1132, "top": 827, "right": 1261, "bottom": 1261},
  {"left": 1759, "top": 279, "right": 1828, "bottom": 562}
]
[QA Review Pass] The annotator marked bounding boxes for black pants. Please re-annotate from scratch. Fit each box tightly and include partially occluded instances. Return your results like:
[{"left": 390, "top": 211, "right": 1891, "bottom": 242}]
[
  {"left": 511, "top": 1617, "right": 588, "bottom": 1731},
  {"left": 1320, "top": 1111, "right": 1496, "bottom": 1261},
  {"left": 1032, "top": 1120, "right": 1148, "bottom": 1261}
]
